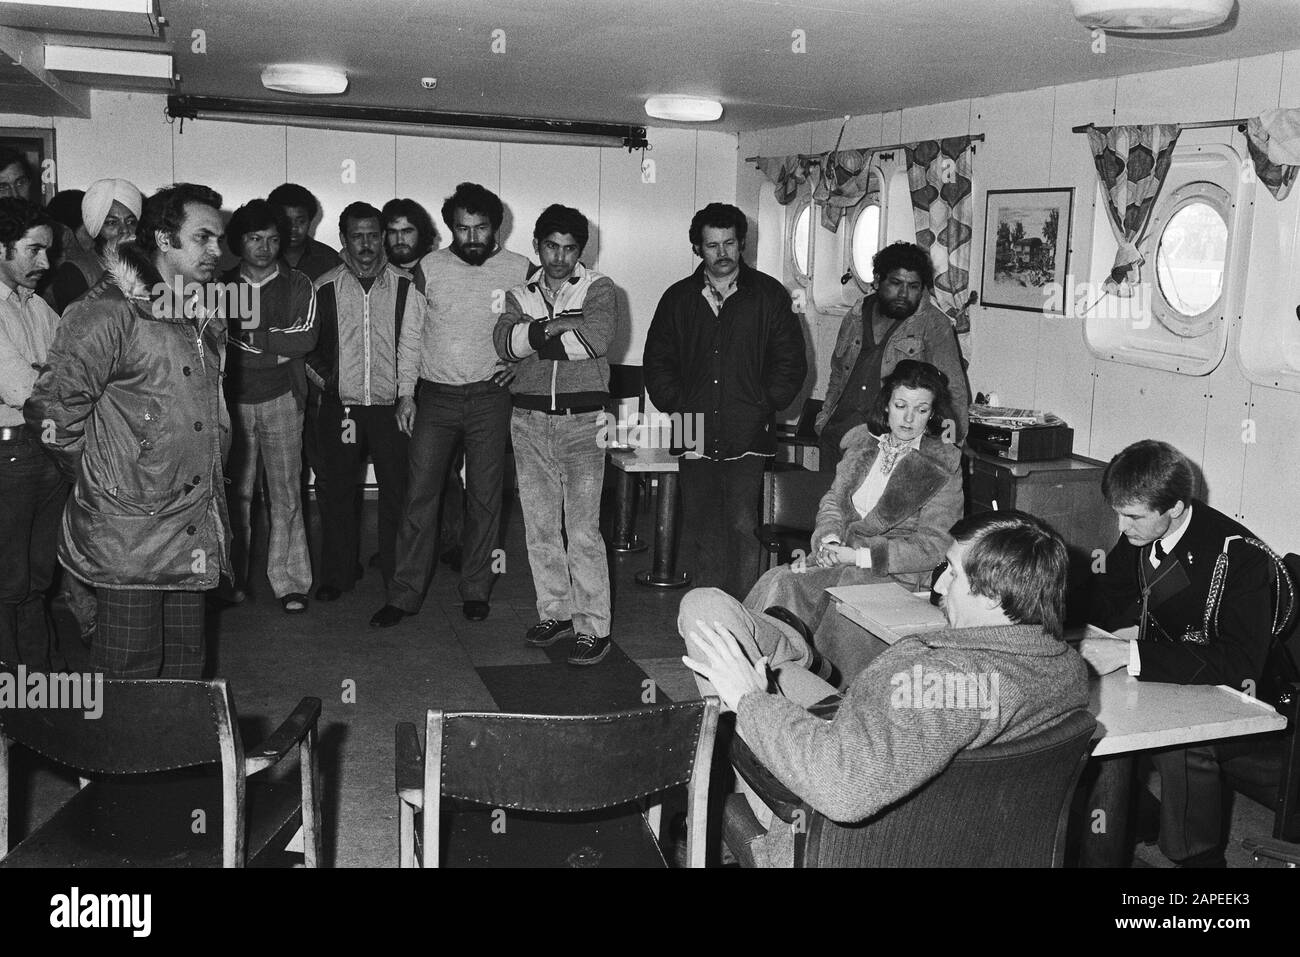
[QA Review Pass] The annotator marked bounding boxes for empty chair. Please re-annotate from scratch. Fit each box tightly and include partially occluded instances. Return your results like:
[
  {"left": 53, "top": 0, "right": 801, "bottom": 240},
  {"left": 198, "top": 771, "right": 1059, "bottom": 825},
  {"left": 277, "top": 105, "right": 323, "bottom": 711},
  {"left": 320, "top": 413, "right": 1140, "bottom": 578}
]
[
  {"left": 756, "top": 468, "right": 835, "bottom": 571},
  {"left": 395, "top": 699, "right": 718, "bottom": 867},
  {"left": 724, "top": 708, "right": 1096, "bottom": 867},
  {"left": 0, "top": 676, "right": 321, "bottom": 868}
]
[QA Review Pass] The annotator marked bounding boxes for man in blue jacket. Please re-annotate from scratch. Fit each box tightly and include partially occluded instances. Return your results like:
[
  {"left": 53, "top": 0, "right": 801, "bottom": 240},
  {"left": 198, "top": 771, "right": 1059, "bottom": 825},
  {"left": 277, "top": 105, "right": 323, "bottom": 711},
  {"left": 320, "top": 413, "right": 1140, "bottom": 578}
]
[{"left": 644, "top": 203, "right": 807, "bottom": 600}]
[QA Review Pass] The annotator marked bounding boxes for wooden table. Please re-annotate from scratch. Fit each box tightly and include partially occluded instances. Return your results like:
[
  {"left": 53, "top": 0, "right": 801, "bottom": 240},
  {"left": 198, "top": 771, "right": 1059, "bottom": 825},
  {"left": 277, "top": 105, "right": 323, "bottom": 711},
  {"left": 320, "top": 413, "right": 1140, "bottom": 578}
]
[
  {"left": 828, "top": 582, "right": 1286, "bottom": 753},
  {"left": 608, "top": 448, "right": 689, "bottom": 588}
]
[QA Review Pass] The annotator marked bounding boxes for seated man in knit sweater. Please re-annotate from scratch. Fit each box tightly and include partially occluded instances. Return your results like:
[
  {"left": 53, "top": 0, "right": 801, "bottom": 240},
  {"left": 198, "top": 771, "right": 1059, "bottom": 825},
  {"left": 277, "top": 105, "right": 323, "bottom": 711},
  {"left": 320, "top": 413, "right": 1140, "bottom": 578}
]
[{"left": 681, "top": 509, "right": 1090, "bottom": 867}]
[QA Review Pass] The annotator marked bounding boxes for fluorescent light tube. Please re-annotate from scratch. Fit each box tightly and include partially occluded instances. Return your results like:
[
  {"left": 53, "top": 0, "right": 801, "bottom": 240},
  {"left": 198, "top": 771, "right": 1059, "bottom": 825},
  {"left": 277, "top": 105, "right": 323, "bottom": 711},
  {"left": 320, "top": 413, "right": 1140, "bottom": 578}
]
[{"left": 43, "top": 43, "right": 172, "bottom": 78}]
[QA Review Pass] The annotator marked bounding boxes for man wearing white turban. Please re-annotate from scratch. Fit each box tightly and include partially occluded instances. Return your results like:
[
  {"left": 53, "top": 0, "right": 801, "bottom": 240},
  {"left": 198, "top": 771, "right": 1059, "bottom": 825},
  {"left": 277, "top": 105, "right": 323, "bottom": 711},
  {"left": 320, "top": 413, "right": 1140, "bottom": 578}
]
[{"left": 44, "top": 177, "right": 141, "bottom": 314}]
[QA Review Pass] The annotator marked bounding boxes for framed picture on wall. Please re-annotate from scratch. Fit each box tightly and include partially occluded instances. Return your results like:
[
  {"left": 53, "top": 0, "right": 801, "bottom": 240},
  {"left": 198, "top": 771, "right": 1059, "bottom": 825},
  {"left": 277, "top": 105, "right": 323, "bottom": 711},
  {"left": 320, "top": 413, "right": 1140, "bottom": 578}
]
[
  {"left": 980, "top": 187, "right": 1073, "bottom": 313},
  {"left": 0, "top": 127, "right": 57, "bottom": 205}
]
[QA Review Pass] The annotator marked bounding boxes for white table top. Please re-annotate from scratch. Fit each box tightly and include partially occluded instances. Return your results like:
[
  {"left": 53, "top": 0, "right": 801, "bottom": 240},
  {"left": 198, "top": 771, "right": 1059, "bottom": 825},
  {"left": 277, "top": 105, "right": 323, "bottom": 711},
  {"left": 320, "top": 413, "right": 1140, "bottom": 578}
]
[
  {"left": 608, "top": 447, "right": 680, "bottom": 472},
  {"left": 829, "top": 582, "right": 1286, "bottom": 756}
]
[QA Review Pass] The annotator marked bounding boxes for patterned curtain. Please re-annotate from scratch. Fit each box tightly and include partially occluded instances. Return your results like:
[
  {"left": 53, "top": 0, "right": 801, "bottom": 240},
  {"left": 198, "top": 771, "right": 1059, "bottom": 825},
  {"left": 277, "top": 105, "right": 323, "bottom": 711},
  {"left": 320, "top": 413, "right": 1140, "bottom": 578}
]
[
  {"left": 754, "top": 154, "right": 814, "bottom": 205},
  {"left": 904, "top": 137, "right": 975, "bottom": 333},
  {"left": 1086, "top": 124, "right": 1181, "bottom": 293},
  {"left": 1246, "top": 109, "right": 1300, "bottom": 201},
  {"left": 812, "top": 148, "right": 879, "bottom": 232}
]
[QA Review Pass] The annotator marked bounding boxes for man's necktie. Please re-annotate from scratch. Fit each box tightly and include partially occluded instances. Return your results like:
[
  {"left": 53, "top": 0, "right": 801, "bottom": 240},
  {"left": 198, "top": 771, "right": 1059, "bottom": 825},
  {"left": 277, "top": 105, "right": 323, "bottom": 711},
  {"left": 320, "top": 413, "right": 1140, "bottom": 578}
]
[{"left": 1154, "top": 541, "right": 1167, "bottom": 562}]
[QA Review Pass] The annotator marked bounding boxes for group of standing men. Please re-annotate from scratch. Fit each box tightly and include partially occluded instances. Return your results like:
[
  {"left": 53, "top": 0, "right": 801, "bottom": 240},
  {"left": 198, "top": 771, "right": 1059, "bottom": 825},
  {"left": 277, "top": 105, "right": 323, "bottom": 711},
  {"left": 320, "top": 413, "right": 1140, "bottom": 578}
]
[{"left": 2, "top": 146, "right": 976, "bottom": 678}]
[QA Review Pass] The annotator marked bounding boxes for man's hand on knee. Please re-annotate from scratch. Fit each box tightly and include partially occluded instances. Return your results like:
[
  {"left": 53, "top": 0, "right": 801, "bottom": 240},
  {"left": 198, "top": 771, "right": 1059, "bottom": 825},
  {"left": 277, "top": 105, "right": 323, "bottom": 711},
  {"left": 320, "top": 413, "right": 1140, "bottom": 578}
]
[{"left": 682, "top": 618, "right": 770, "bottom": 712}]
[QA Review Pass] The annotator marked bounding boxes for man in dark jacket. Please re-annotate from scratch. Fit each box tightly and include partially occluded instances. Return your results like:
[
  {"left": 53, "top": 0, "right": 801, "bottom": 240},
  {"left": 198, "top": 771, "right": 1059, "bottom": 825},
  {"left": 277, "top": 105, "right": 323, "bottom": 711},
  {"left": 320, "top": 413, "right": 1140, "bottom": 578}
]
[
  {"left": 643, "top": 203, "right": 806, "bottom": 600},
  {"left": 26, "top": 183, "right": 231, "bottom": 679},
  {"left": 1080, "top": 439, "right": 1286, "bottom": 866}
]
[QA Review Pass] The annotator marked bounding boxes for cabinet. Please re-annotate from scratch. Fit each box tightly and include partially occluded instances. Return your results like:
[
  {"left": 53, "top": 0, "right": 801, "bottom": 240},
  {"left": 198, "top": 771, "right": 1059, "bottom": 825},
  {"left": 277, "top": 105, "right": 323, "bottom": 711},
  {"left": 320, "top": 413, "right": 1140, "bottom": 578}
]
[{"left": 964, "top": 449, "right": 1118, "bottom": 623}]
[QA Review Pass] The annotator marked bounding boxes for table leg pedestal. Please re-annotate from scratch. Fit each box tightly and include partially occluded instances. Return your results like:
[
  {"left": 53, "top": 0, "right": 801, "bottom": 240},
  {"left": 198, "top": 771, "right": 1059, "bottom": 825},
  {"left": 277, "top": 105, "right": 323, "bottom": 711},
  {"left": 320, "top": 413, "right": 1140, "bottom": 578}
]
[
  {"left": 636, "top": 473, "right": 689, "bottom": 588},
  {"left": 609, "top": 469, "right": 647, "bottom": 553}
]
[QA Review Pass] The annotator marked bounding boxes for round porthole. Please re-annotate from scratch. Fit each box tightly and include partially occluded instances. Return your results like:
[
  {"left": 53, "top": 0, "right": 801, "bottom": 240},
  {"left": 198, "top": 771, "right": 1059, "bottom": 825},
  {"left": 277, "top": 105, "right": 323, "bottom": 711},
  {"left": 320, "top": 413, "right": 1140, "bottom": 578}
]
[
  {"left": 850, "top": 202, "right": 881, "bottom": 288},
  {"left": 790, "top": 200, "right": 812, "bottom": 283},
  {"left": 1149, "top": 182, "right": 1230, "bottom": 338}
]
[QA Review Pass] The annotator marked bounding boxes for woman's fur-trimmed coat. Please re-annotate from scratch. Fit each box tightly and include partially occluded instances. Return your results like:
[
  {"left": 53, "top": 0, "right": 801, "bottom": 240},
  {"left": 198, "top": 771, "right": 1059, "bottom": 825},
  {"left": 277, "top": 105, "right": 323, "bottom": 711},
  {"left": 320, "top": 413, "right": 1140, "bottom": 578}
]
[{"left": 812, "top": 424, "right": 963, "bottom": 586}]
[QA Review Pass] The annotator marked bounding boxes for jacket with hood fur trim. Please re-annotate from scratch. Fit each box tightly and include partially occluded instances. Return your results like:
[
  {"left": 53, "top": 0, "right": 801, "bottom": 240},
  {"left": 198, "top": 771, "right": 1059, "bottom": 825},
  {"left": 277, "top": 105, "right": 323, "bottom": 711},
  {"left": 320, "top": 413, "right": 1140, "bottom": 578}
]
[{"left": 25, "top": 243, "right": 232, "bottom": 590}]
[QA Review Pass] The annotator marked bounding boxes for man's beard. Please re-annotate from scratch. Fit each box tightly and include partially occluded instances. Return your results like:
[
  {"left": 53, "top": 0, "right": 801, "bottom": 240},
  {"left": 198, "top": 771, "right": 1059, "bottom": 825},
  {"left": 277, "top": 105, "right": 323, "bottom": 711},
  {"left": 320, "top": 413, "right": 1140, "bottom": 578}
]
[
  {"left": 453, "top": 241, "right": 491, "bottom": 266},
  {"left": 878, "top": 295, "right": 920, "bottom": 321},
  {"left": 388, "top": 245, "right": 420, "bottom": 267}
]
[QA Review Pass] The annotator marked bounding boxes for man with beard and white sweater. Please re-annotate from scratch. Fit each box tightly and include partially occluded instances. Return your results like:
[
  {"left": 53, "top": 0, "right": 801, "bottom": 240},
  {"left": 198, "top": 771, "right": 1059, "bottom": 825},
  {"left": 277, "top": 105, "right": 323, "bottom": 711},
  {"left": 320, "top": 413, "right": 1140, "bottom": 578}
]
[{"left": 372, "top": 183, "right": 529, "bottom": 626}]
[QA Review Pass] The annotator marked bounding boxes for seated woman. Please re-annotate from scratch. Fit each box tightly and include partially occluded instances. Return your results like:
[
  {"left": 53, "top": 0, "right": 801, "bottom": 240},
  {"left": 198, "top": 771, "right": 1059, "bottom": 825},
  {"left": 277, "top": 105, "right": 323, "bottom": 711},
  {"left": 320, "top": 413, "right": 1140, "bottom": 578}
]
[{"left": 744, "top": 359, "right": 964, "bottom": 678}]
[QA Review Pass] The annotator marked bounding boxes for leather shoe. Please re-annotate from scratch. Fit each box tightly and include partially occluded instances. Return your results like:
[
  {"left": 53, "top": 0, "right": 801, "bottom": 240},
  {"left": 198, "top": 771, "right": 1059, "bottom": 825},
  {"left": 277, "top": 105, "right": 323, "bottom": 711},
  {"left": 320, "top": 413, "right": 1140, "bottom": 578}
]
[
  {"left": 524, "top": 618, "right": 574, "bottom": 647},
  {"left": 567, "top": 633, "right": 611, "bottom": 666},
  {"left": 463, "top": 600, "right": 489, "bottom": 621},
  {"left": 370, "top": 605, "right": 408, "bottom": 628},
  {"left": 315, "top": 585, "right": 343, "bottom": 602}
]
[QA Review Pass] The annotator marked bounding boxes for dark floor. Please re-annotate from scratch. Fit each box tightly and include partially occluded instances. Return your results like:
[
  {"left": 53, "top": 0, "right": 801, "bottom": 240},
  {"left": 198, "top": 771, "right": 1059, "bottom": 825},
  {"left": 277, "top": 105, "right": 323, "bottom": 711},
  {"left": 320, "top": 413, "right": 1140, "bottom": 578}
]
[{"left": 8, "top": 480, "right": 1280, "bottom": 867}]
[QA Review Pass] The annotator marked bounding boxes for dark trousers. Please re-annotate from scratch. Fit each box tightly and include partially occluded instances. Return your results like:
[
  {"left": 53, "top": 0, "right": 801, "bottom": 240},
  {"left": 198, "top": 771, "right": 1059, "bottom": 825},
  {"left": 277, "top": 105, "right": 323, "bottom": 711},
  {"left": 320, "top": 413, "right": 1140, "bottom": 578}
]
[
  {"left": 1077, "top": 745, "right": 1236, "bottom": 866},
  {"left": 93, "top": 588, "right": 205, "bottom": 678},
  {"left": 0, "top": 437, "right": 67, "bottom": 669},
  {"left": 313, "top": 395, "right": 409, "bottom": 591},
  {"left": 679, "top": 455, "right": 767, "bottom": 601},
  {"left": 389, "top": 379, "right": 511, "bottom": 609}
]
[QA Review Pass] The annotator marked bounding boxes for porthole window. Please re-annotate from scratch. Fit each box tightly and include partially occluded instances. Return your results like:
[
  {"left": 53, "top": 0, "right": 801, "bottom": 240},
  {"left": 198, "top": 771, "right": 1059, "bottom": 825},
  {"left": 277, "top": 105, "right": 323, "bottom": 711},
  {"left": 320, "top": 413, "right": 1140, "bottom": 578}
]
[
  {"left": 791, "top": 201, "right": 812, "bottom": 283},
  {"left": 1083, "top": 144, "right": 1246, "bottom": 376},
  {"left": 1152, "top": 186, "right": 1229, "bottom": 338},
  {"left": 850, "top": 202, "right": 881, "bottom": 286}
]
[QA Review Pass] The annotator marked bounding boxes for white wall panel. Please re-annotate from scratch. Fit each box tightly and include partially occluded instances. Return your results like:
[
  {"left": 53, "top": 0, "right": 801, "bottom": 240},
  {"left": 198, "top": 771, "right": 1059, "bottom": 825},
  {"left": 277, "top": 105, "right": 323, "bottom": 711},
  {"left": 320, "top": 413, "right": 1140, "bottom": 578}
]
[
  {"left": 499, "top": 142, "right": 600, "bottom": 262},
  {"left": 1113, "top": 60, "right": 1239, "bottom": 125},
  {"left": 54, "top": 91, "right": 172, "bottom": 197},
  {"left": 286, "top": 128, "right": 395, "bottom": 251},
  {"left": 1234, "top": 53, "right": 1286, "bottom": 114},
  {"left": 172, "top": 118, "right": 286, "bottom": 214},
  {"left": 1091, "top": 362, "right": 1209, "bottom": 465},
  {"left": 1240, "top": 386, "right": 1300, "bottom": 554},
  {"left": 900, "top": 101, "right": 971, "bottom": 143},
  {"left": 597, "top": 128, "right": 696, "bottom": 366},
  {"left": 694, "top": 130, "right": 739, "bottom": 210},
  {"left": 394, "top": 136, "right": 500, "bottom": 254}
]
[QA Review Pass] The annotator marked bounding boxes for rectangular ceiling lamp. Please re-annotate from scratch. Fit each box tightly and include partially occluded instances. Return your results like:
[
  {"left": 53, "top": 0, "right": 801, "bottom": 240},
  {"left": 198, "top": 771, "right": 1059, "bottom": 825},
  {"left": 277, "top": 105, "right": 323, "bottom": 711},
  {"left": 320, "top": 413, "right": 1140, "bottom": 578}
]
[
  {"left": 0, "top": 0, "right": 152, "bottom": 10},
  {"left": 43, "top": 43, "right": 172, "bottom": 78}
]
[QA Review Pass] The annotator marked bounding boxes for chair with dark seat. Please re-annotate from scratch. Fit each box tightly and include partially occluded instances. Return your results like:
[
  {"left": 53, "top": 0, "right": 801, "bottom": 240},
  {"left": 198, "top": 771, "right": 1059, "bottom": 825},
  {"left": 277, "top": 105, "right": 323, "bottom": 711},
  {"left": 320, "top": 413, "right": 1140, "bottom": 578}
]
[
  {"left": 395, "top": 699, "right": 719, "bottom": 867},
  {"left": 756, "top": 467, "right": 835, "bottom": 571},
  {"left": 724, "top": 708, "right": 1097, "bottom": 867},
  {"left": 0, "top": 676, "right": 321, "bottom": 867},
  {"left": 773, "top": 397, "right": 823, "bottom": 470},
  {"left": 1223, "top": 552, "right": 1300, "bottom": 843}
]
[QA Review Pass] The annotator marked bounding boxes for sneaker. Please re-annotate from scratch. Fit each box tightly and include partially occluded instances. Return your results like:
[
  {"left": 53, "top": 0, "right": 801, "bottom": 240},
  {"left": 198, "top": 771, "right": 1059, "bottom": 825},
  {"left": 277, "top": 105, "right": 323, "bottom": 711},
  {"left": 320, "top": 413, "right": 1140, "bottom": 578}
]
[
  {"left": 567, "top": 633, "right": 611, "bottom": 666},
  {"left": 524, "top": 618, "right": 574, "bottom": 647}
]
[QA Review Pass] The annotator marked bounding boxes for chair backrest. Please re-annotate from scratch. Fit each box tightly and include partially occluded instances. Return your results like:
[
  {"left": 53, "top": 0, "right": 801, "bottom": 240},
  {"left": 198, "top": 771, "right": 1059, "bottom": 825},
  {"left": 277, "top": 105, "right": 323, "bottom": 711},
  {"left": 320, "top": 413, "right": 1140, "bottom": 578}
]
[
  {"left": 796, "top": 709, "right": 1096, "bottom": 867},
  {"left": 608, "top": 363, "right": 645, "bottom": 403},
  {"left": 0, "top": 673, "right": 236, "bottom": 774},
  {"left": 0, "top": 675, "right": 247, "bottom": 866},
  {"left": 763, "top": 468, "right": 835, "bottom": 531},
  {"left": 423, "top": 700, "right": 719, "bottom": 866},
  {"left": 794, "top": 398, "right": 823, "bottom": 438}
]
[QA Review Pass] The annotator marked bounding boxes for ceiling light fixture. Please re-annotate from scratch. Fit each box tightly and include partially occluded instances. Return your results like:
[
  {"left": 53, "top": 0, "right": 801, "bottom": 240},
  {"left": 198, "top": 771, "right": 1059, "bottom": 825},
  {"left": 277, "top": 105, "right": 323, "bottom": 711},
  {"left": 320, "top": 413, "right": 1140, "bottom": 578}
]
[
  {"left": 0, "top": 0, "right": 151, "bottom": 11},
  {"left": 1070, "top": 0, "right": 1233, "bottom": 33},
  {"left": 644, "top": 95, "right": 723, "bottom": 122},
  {"left": 261, "top": 63, "right": 348, "bottom": 96},
  {"left": 43, "top": 43, "right": 172, "bottom": 78},
  {"left": 167, "top": 95, "right": 650, "bottom": 151}
]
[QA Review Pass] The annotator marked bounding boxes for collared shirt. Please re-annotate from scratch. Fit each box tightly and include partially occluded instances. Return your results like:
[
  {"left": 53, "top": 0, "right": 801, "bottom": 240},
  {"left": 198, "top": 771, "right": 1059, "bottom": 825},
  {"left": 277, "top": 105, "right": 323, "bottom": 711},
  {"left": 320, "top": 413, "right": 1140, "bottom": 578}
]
[
  {"left": 0, "top": 278, "right": 60, "bottom": 426},
  {"left": 701, "top": 271, "right": 739, "bottom": 316},
  {"left": 1129, "top": 505, "right": 1196, "bottom": 676}
]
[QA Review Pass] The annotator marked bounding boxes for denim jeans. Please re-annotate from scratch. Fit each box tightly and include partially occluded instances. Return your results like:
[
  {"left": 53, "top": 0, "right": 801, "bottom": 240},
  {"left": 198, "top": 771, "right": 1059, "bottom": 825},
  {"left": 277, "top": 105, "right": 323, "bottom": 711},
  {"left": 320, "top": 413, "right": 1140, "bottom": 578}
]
[
  {"left": 511, "top": 408, "right": 611, "bottom": 637},
  {"left": 229, "top": 391, "right": 312, "bottom": 597},
  {"left": 389, "top": 379, "right": 510, "bottom": 609},
  {"left": 0, "top": 436, "right": 66, "bottom": 668}
]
